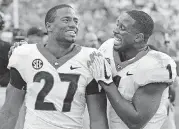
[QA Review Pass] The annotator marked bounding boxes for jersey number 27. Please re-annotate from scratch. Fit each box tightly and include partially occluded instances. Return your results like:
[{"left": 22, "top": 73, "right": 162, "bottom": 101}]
[{"left": 33, "top": 71, "right": 80, "bottom": 112}]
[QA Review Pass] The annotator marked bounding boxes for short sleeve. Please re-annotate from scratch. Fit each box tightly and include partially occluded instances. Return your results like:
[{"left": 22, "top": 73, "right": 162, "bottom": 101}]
[
  {"left": 133, "top": 56, "right": 177, "bottom": 87},
  {"left": 10, "top": 68, "right": 26, "bottom": 90},
  {"left": 8, "top": 47, "right": 21, "bottom": 70},
  {"left": 8, "top": 46, "right": 27, "bottom": 83},
  {"left": 98, "top": 38, "right": 114, "bottom": 54},
  {"left": 86, "top": 79, "right": 104, "bottom": 95}
]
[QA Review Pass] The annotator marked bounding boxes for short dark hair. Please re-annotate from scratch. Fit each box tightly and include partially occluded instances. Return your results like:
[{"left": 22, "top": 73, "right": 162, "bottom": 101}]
[
  {"left": 45, "top": 4, "right": 72, "bottom": 27},
  {"left": 127, "top": 10, "right": 154, "bottom": 41}
]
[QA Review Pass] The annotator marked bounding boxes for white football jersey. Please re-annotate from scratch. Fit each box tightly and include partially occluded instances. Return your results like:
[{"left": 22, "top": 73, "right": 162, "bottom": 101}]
[
  {"left": 8, "top": 43, "right": 99, "bottom": 129},
  {"left": 99, "top": 38, "right": 177, "bottom": 129}
]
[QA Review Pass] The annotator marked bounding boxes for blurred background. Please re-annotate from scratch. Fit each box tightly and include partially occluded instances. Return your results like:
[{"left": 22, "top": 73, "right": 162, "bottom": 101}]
[
  {"left": 0, "top": 0, "right": 179, "bottom": 49},
  {"left": 0, "top": 0, "right": 178, "bottom": 128}
]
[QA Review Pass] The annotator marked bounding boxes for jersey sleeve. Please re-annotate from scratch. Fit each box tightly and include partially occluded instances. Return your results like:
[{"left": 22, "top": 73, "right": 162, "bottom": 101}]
[
  {"left": 8, "top": 46, "right": 27, "bottom": 89},
  {"left": 132, "top": 53, "right": 177, "bottom": 87},
  {"left": 10, "top": 68, "right": 27, "bottom": 90},
  {"left": 86, "top": 79, "right": 104, "bottom": 95},
  {"left": 98, "top": 38, "right": 114, "bottom": 54}
]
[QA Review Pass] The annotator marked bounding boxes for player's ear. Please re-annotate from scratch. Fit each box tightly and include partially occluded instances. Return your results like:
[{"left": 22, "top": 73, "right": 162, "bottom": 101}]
[
  {"left": 135, "top": 33, "right": 144, "bottom": 42},
  {"left": 46, "top": 22, "right": 53, "bottom": 32}
]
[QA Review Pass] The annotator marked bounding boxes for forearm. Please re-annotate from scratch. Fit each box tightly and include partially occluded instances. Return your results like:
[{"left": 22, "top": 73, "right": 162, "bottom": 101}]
[
  {"left": 87, "top": 93, "right": 109, "bottom": 129},
  {"left": 0, "top": 107, "right": 19, "bottom": 129},
  {"left": 101, "top": 82, "right": 141, "bottom": 128},
  {"left": 0, "top": 84, "right": 25, "bottom": 129},
  {"left": 90, "top": 119, "right": 109, "bottom": 129}
]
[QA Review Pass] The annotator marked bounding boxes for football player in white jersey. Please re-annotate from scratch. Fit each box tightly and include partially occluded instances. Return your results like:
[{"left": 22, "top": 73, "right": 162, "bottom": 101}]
[
  {"left": 0, "top": 4, "right": 111, "bottom": 129},
  {"left": 87, "top": 10, "right": 177, "bottom": 129}
]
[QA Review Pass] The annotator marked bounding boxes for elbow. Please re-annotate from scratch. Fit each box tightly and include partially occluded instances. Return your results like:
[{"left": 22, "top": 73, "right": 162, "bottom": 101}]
[
  {"left": 126, "top": 120, "right": 146, "bottom": 129},
  {"left": 127, "top": 124, "right": 143, "bottom": 129},
  {"left": 124, "top": 115, "right": 145, "bottom": 129}
]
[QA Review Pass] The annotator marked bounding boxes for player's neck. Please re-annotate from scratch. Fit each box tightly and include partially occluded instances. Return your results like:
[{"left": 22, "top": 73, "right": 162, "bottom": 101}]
[
  {"left": 119, "top": 45, "right": 146, "bottom": 61},
  {"left": 45, "top": 39, "right": 74, "bottom": 59}
]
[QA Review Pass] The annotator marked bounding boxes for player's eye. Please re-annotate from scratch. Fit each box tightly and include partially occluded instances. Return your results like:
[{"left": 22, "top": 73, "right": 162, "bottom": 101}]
[
  {"left": 62, "top": 19, "right": 69, "bottom": 23},
  {"left": 74, "top": 19, "right": 78, "bottom": 25},
  {"left": 120, "top": 25, "right": 125, "bottom": 31}
]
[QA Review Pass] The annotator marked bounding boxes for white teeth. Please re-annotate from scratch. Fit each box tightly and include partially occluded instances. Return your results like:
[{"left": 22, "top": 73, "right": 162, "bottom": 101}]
[
  {"left": 68, "top": 31, "right": 75, "bottom": 33},
  {"left": 67, "top": 31, "right": 76, "bottom": 35},
  {"left": 114, "top": 37, "right": 121, "bottom": 42}
]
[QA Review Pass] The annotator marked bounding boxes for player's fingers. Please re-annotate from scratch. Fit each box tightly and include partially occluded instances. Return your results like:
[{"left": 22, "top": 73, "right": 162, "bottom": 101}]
[
  {"left": 87, "top": 61, "right": 94, "bottom": 76},
  {"left": 13, "top": 41, "right": 26, "bottom": 48},
  {"left": 8, "top": 51, "right": 11, "bottom": 58},
  {"left": 93, "top": 51, "right": 98, "bottom": 56},
  {"left": 97, "top": 52, "right": 102, "bottom": 57},
  {"left": 10, "top": 46, "right": 15, "bottom": 52},
  {"left": 14, "top": 42, "right": 19, "bottom": 47},
  {"left": 17, "top": 42, "right": 21, "bottom": 46},
  {"left": 8, "top": 47, "right": 15, "bottom": 58},
  {"left": 96, "top": 56, "right": 103, "bottom": 66},
  {"left": 94, "top": 55, "right": 100, "bottom": 67},
  {"left": 94, "top": 56, "right": 102, "bottom": 77},
  {"left": 87, "top": 60, "right": 91, "bottom": 68},
  {"left": 19, "top": 40, "right": 28, "bottom": 45},
  {"left": 90, "top": 53, "right": 95, "bottom": 63}
]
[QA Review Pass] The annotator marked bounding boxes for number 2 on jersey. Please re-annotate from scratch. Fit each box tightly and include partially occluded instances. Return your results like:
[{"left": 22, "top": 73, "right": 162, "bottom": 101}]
[{"left": 33, "top": 71, "right": 80, "bottom": 112}]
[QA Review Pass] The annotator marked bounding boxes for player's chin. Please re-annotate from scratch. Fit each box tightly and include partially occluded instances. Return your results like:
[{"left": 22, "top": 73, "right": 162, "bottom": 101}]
[
  {"left": 66, "top": 37, "right": 76, "bottom": 43},
  {"left": 113, "top": 43, "right": 123, "bottom": 51}
]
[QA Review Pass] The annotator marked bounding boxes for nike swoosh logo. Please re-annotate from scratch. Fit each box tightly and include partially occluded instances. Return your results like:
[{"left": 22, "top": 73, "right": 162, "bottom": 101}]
[
  {"left": 104, "top": 62, "right": 111, "bottom": 79},
  {"left": 126, "top": 72, "right": 133, "bottom": 76},
  {"left": 70, "top": 66, "right": 81, "bottom": 70}
]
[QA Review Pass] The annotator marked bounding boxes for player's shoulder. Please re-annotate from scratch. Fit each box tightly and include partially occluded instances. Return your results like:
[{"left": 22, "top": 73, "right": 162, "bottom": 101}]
[
  {"left": 143, "top": 50, "right": 176, "bottom": 68},
  {"left": 80, "top": 46, "right": 98, "bottom": 55},
  {"left": 98, "top": 38, "right": 114, "bottom": 53},
  {"left": 76, "top": 46, "right": 102, "bottom": 65},
  {"left": 12, "top": 44, "right": 37, "bottom": 57},
  {"left": 132, "top": 50, "right": 177, "bottom": 86},
  {"left": 102, "top": 38, "right": 115, "bottom": 46}
]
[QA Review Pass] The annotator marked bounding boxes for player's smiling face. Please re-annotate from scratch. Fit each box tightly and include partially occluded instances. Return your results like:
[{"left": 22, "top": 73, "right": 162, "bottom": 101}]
[
  {"left": 52, "top": 7, "right": 79, "bottom": 44},
  {"left": 113, "top": 12, "right": 139, "bottom": 51}
]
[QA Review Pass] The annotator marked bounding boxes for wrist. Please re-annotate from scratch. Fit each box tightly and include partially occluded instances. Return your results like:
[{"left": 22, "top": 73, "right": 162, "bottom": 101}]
[{"left": 98, "top": 80, "right": 114, "bottom": 90}]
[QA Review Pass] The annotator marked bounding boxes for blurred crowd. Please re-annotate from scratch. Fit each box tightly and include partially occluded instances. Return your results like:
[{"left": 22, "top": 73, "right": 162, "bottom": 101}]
[
  {"left": 0, "top": 0, "right": 179, "bottom": 58},
  {"left": 0, "top": 0, "right": 179, "bottom": 57},
  {"left": 0, "top": 1, "right": 178, "bottom": 129}
]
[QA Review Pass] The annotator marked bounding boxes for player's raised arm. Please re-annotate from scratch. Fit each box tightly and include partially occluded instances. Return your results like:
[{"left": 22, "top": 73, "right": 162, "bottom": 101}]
[
  {"left": 85, "top": 52, "right": 112, "bottom": 129},
  {"left": 88, "top": 53, "right": 177, "bottom": 129},
  {"left": 102, "top": 80, "right": 169, "bottom": 129},
  {"left": 86, "top": 79, "right": 109, "bottom": 129},
  {"left": 0, "top": 68, "right": 26, "bottom": 129}
]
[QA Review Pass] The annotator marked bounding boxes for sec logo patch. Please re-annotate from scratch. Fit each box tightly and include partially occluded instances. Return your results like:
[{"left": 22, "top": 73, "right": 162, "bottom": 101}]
[{"left": 32, "top": 59, "right": 43, "bottom": 70}]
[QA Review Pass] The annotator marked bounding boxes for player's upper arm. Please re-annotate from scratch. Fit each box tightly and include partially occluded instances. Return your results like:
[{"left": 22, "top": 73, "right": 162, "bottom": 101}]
[
  {"left": 0, "top": 68, "right": 26, "bottom": 127},
  {"left": 85, "top": 79, "right": 108, "bottom": 129},
  {"left": 132, "top": 83, "right": 168, "bottom": 128},
  {"left": 130, "top": 54, "right": 177, "bottom": 127},
  {"left": 1, "top": 83, "right": 25, "bottom": 114},
  {"left": 2, "top": 67, "right": 27, "bottom": 110},
  {"left": 7, "top": 44, "right": 27, "bottom": 89}
]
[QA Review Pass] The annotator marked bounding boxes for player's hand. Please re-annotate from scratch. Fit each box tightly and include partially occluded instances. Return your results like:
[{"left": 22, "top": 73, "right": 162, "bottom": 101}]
[
  {"left": 87, "top": 52, "right": 113, "bottom": 85},
  {"left": 8, "top": 40, "right": 28, "bottom": 58}
]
